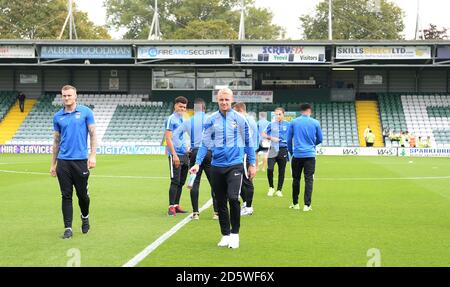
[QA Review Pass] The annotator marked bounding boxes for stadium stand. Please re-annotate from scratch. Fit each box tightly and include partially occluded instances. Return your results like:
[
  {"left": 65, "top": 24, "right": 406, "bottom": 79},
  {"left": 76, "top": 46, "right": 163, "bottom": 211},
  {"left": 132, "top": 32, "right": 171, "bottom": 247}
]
[
  {"left": 0, "top": 92, "right": 36, "bottom": 144},
  {"left": 9, "top": 95, "right": 64, "bottom": 145},
  {"left": 313, "top": 102, "right": 359, "bottom": 147},
  {"left": 3, "top": 92, "right": 449, "bottom": 148},
  {"left": 401, "top": 94, "right": 450, "bottom": 148},
  {"left": 206, "top": 101, "right": 359, "bottom": 147},
  {"left": 378, "top": 93, "right": 408, "bottom": 133},
  {"left": 0, "top": 91, "right": 17, "bottom": 121},
  {"left": 102, "top": 101, "right": 168, "bottom": 145},
  {"left": 59, "top": 94, "right": 150, "bottom": 145},
  {"left": 7, "top": 93, "right": 160, "bottom": 145}
]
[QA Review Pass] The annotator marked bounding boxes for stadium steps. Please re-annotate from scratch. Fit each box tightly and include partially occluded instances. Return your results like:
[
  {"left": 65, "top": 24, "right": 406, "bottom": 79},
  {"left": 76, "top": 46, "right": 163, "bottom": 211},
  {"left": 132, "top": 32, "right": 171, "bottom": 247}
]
[
  {"left": 0, "top": 99, "right": 36, "bottom": 144},
  {"left": 355, "top": 101, "right": 384, "bottom": 147}
]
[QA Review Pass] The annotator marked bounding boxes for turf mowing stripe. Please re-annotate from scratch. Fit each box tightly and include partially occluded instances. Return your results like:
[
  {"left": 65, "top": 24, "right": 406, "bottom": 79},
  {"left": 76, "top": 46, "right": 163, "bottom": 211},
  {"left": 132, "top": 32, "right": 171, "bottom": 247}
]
[
  {"left": 0, "top": 169, "right": 168, "bottom": 179},
  {"left": 1, "top": 169, "right": 450, "bottom": 181},
  {"left": 122, "top": 199, "right": 213, "bottom": 267}
]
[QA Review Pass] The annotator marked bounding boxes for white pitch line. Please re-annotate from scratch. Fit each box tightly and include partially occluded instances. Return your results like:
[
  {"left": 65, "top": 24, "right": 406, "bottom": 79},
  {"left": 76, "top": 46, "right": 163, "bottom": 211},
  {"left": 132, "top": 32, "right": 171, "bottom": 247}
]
[
  {"left": 313, "top": 176, "right": 450, "bottom": 181},
  {"left": 122, "top": 198, "right": 213, "bottom": 267},
  {"left": 1, "top": 169, "right": 450, "bottom": 181}
]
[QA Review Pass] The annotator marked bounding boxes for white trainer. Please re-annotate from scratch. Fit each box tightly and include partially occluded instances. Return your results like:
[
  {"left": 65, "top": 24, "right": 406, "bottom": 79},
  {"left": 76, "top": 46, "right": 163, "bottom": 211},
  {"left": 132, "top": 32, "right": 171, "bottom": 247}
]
[
  {"left": 217, "top": 235, "right": 230, "bottom": 247},
  {"left": 241, "top": 202, "right": 246, "bottom": 208},
  {"left": 267, "top": 187, "right": 275, "bottom": 197},
  {"left": 241, "top": 207, "right": 253, "bottom": 216},
  {"left": 303, "top": 205, "right": 312, "bottom": 212},
  {"left": 275, "top": 190, "right": 283, "bottom": 197},
  {"left": 228, "top": 233, "right": 239, "bottom": 249}
]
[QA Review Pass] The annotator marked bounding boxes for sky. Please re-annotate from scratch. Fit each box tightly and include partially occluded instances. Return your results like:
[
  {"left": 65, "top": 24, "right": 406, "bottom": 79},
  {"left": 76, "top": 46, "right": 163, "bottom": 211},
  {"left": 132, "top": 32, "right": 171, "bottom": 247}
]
[{"left": 75, "top": 0, "right": 450, "bottom": 40}]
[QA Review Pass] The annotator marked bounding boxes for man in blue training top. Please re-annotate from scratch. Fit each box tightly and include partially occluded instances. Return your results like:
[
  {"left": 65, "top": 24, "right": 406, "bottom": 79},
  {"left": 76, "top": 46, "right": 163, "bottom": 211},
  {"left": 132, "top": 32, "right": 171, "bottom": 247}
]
[
  {"left": 287, "top": 103, "right": 323, "bottom": 212},
  {"left": 256, "top": 112, "right": 270, "bottom": 172},
  {"left": 262, "top": 107, "right": 290, "bottom": 198},
  {"left": 174, "top": 98, "right": 218, "bottom": 220},
  {"left": 190, "top": 88, "right": 256, "bottom": 249},
  {"left": 164, "top": 96, "right": 189, "bottom": 216},
  {"left": 233, "top": 102, "right": 258, "bottom": 216},
  {"left": 50, "top": 85, "right": 97, "bottom": 239}
]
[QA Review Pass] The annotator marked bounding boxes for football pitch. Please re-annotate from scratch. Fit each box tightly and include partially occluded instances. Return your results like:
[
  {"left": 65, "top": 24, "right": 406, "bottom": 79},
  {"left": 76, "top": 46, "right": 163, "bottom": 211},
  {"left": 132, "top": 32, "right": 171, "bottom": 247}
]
[{"left": 0, "top": 154, "right": 449, "bottom": 267}]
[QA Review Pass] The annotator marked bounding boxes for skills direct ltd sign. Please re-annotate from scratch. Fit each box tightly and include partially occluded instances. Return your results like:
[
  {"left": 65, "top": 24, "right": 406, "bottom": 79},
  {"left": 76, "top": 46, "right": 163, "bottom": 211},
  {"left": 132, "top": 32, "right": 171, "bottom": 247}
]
[
  {"left": 336, "top": 46, "right": 431, "bottom": 60},
  {"left": 241, "top": 46, "right": 326, "bottom": 63},
  {"left": 137, "top": 46, "right": 230, "bottom": 59}
]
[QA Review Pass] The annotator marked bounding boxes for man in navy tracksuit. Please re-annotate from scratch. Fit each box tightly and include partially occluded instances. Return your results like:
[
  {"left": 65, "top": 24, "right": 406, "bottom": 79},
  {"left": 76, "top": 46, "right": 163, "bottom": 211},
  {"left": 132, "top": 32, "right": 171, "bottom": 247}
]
[
  {"left": 287, "top": 103, "right": 323, "bottom": 211},
  {"left": 164, "top": 96, "right": 189, "bottom": 216},
  {"left": 233, "top": 102, "right": 258, "bottom": 216},
  {"left": 262, "top": 107, "right": 290, "bottom": 197},
  {"left": 175, "top": 98, "right": 218, "bottom": 220},
  {"left": 190, "top": 88, "right": 256, "bottom": 249}
]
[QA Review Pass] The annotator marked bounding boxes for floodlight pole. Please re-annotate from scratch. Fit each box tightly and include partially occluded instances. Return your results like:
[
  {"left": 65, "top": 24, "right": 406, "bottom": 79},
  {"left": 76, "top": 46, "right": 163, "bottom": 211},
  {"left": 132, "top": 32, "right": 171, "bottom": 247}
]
[
  {"left": 414, "top": 0, "right": 421, "bottom": 39},
  {"left": 58, "top": 0, "right": 77, "bottom": 40},
  {"left": 328, "top": 0, "right": 332, "bottom": 40},
  {"left": 148, "top": 0, "right": 161, "bottom": 40},
  {"left": 69, "top": 0, "right": 73, "bottom": 39},
  {"left": 238, "top": 0, "right": 245, "bottom": 40}
]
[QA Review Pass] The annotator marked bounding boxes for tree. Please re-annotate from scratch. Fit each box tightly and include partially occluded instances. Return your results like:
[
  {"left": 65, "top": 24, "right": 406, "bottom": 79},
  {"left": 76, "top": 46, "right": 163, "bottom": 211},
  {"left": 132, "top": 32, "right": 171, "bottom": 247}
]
[
  {"left": 171, "top": 19, "right": 237, "bottom": 39},
  {"left": 420, "top": 24, "right": 448, "bottom": 40},
  {"left": 0, "top": 0, "right": 110, "bottom": 39},
  {"left": 299, "top": 0, "right": 405, "bottom": 40},
  {"left": 105, "top": 0, "right": 284, "bottom": 40}
]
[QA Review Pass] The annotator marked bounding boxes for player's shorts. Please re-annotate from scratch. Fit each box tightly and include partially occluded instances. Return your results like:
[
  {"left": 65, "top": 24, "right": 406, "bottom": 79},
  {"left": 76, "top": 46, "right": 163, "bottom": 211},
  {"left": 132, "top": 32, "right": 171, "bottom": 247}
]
[{"left": 256, "top": 144, "right": 269, "bottom": 153}]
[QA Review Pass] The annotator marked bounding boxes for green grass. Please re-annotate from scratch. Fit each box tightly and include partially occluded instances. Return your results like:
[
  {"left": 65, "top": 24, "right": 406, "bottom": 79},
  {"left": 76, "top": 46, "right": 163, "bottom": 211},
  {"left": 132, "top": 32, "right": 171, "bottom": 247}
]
[{"left": 0, "top": 154, "right": 449, "bottom": 266}]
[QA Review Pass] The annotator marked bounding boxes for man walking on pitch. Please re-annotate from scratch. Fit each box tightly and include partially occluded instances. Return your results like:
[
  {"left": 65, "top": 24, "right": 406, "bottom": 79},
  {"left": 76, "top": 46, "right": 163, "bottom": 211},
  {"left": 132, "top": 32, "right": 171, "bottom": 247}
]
[
  {"left": 165, "top": 96, "right": 190, "bottom": 216},
  {"left": 175, "top": 98, "right": 218, "bottom": 220},
  {"left": 256, "top": 112, "right": 270, "bottom": 172},
  {"left": 262, "top": 107, "right": 290, "bottom": 197},
  {"left": 190, "top": 88, "right": 256, "bottom": 249},
  {"left": 50, "top": 85, "right": 97, "bottom": 239},
  {"left": 233, "top": 102, "right": 258, "bottom": 216},
  {"left": 287, "top": 103, "right": 323, "bottom": 212}
]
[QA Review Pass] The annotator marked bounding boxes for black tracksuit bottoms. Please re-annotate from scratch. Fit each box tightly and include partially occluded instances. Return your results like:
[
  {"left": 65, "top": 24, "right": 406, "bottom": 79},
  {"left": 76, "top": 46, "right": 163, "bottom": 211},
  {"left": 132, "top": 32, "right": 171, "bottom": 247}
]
[
  {"left": 168, "top": 154, "right": 189, "bottom": 206},
  {"left": 291, "top": 157, "right": 316, "bottom": 206},
  {"left": 241, "top": 160, "right": 254, "bottom": 208},
  {"left": 211, "top": 164, "right": 243, "bottom": 235},
  {"left": 189, "top": 148, "right": 218, "bottom": 213},
  {"left": 56, "top": 159, "right": 90, "bottom": 228},
  {"left": 267, "top": 147, "right": 288, "bottom": 191}
]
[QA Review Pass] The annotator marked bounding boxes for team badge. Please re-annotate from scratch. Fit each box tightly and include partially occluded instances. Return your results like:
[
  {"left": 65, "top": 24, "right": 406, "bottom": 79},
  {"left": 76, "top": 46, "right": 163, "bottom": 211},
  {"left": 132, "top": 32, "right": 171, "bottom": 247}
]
[{"left": 75, "top": 112, "right": 81, "bottom": 119}]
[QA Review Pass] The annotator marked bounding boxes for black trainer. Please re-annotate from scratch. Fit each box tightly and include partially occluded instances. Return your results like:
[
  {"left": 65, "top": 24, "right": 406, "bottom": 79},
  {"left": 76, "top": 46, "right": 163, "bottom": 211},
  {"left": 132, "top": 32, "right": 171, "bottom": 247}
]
[
  {"left": 81, "top": 215, "right": 90, "bottom": 234},
  {"left": 62, "top": 228, "right": 73, "bottom": 239}
]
